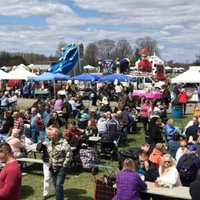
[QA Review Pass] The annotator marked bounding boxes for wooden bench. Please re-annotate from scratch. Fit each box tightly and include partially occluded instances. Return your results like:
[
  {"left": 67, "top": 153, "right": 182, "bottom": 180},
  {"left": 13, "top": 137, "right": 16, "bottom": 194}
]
[
  {"left": 144, "top": 181, "right": 191, "bottom": 200},
  {"left": 17, "top": 157, "right": 43, "bottom": 164}
]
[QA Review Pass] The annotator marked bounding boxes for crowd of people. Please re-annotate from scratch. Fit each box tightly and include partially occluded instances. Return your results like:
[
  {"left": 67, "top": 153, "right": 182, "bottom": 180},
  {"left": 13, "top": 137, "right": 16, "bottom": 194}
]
[{"left": 0, "top": 80, "right": 200, "bottom": 200}]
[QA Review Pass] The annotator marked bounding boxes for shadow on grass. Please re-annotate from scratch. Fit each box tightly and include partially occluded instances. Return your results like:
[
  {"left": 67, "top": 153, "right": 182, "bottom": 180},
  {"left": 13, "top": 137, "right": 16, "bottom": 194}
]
[
  {"left": 21, "top": 163, "right": 43, "bottom": 176},
  {"left": 21, "top": 185, "right": 34, "bottom": 199},
  {"left": 64, "top": 188, "right": 93, "bottom": 200}
]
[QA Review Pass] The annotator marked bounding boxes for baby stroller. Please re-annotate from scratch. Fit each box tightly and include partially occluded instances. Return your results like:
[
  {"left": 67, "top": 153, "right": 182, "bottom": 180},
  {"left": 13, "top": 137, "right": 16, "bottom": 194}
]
[{"left": 100, "top": 131, "right": 119, "bottom": 160}]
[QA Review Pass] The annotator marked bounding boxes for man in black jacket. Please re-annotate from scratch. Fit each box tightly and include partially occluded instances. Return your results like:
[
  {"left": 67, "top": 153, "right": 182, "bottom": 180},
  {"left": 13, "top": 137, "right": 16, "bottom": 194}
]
[
  {"left": 190, "top": 169, "right": 200, "bottom": 200},
  {"left": 137, "top": 150, "right": 159, "bottom": 182},
  {"left": 137, "top": 151, "right": 159, "bottom": 200}
]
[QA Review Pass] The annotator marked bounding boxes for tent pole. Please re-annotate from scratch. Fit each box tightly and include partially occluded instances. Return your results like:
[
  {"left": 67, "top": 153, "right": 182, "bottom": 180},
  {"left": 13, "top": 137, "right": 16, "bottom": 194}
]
[{"left": 53, "top": 81, "right": 56, "bottom": 98}]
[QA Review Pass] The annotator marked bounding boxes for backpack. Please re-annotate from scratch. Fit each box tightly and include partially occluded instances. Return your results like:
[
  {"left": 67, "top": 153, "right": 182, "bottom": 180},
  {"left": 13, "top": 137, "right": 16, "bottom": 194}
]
[{"left": 177, "top": 153, "right": 199, "bottom": 186}]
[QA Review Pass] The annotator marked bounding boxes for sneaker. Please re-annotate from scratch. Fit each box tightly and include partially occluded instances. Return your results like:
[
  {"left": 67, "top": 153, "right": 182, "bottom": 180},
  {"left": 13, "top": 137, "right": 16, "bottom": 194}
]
[{"left": 21, "top": 172, "right": 27, "bottom": 176}]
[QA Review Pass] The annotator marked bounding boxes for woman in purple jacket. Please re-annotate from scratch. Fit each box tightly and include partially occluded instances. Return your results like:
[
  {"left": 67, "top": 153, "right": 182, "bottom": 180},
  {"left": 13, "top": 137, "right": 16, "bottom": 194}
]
[{"left": 113, "top": 159, "right": 147, "bottom": 200}]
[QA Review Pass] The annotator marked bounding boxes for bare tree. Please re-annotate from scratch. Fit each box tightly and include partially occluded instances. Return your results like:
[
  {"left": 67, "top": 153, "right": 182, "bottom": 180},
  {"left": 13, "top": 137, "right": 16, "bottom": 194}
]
[
  {"left": 194, "top": 54, "right": 200, "bottom": 66},
  {"left": 84, "top": 43, "right": 98, "bottom": 66},
  {"left": 95, "top": 39, "right": 116, "bottom": 59},
  {"left": 135, "top": 36, "right": 159, "bottom": 56},
  {"left": 111, "top": 39, "right": 133, "bottom": 59}
]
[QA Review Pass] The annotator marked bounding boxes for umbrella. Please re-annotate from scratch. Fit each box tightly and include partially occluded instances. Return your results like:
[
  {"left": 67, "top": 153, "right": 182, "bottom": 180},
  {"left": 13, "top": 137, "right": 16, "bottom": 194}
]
[
  {"left": 54, "top": 73, "right": 70, "bottom": 81},
  {"left": 31, "top": 72, "right": 69, "bottom": 81},
  {"left": 99, "top": 73, "right": 135, "bottom": 82},
  {"left": 71, "top": 74, "right": 101, "bottom": 81}
]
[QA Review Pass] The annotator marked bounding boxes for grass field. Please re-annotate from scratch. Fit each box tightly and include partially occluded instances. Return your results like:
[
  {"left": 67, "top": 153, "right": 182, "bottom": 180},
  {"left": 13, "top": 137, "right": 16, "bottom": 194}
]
[{"left": 21, "top": 115, "right": 191, "bottom": 200}]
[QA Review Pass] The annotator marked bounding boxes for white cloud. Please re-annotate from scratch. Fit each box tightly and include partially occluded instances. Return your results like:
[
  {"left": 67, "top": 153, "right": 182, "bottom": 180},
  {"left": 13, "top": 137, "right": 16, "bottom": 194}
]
[
  {"left": 0, "top": 0, "right": 199, "bottom": 62},
  {"left": 163, "top": 25, "right": 185, "bottom": 31},
  {"left": 0, "top": 0, "right": 73, "bottom": 17}
]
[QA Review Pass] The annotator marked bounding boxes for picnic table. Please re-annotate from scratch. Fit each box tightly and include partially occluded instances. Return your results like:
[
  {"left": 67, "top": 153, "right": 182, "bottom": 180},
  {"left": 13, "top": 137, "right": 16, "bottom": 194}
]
[
  {"left": 144, "top": 181, "right": 191, "bottom": 200},
  {"left": 34, "top": 89, "right": 50, "bottom": 98}
]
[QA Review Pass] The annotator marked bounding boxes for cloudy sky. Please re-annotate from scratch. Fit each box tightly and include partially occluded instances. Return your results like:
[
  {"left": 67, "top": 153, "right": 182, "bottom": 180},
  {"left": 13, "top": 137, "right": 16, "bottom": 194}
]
[{"left": 0, "top": 0, "right": 200, "bottom": 62}]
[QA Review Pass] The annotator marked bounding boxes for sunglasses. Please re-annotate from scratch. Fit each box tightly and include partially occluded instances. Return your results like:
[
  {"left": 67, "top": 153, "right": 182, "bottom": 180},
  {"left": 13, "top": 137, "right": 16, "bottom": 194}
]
[{"left": 164, "top": 160, "right": 171, "bottom": 164}]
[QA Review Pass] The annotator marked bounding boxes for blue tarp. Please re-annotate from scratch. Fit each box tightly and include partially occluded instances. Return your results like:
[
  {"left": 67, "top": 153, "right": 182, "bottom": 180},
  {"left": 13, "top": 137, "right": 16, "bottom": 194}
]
[
  {"left": 99, "top": 73, "right": 135, "bottom": 82},
  {"left": 50, "top": 44, "right": 78, "bottom": 74},
  {"left": 31, "top": 72, "right": 70, "bottom": 81},
  {"left": 71, "top": 74, "right": 101, "bottom": 81}
]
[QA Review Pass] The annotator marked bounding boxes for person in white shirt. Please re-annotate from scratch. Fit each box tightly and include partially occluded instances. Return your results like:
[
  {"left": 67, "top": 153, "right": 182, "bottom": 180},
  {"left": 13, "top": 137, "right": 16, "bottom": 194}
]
[
  {"left": 97, "top": 113, "right": 107, "bottom": 135},
  {"left": 115, "top": 83, "right": 123, "bottom": 94},
  {"left": 1, "top": 91, "right": 9, "bottom": 107},
  {"left": 175, "top": 139, "right": 190, "bottom": 162},
  {"left": 8, "top": 92, "right": 18, "bottom": 108},
  {"left": 156, "top": 154, "right": 182, "bottom": 187}
]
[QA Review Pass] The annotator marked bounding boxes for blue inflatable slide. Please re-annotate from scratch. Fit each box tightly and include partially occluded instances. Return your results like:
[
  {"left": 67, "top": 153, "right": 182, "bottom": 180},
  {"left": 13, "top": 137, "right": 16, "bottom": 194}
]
[{"left": 50, "top": 44, "right": 78, "bottom": 74}]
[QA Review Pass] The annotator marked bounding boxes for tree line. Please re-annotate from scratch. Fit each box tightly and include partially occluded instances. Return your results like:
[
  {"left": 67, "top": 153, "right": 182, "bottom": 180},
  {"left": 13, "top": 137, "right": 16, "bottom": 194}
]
[
  {"left": 0, "top": 36, "right": 198, "bottom": 68},
  {"left": 84, "top": 36, "right": 159, "bottom": 66},
  {"left": 0, "top": 52, "right": 57, "bottom": 67}
]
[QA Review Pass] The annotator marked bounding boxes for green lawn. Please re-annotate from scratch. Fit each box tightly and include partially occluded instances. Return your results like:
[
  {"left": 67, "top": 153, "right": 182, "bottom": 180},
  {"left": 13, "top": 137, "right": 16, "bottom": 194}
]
[{"left": 21, "top": 115, "right": 192, "bottom": 200}]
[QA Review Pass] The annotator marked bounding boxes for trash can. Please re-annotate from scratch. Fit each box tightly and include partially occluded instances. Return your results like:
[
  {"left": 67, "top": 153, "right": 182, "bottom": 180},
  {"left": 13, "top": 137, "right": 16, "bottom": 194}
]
[{"left": 172, "top": 105, "right": 183, "bottom": 118}]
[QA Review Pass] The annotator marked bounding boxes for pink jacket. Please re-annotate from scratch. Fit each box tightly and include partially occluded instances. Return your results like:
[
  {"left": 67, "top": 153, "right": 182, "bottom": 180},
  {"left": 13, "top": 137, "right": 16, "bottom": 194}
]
[{"left": 140, "top": 103, "right": 151, "bottom": 118}]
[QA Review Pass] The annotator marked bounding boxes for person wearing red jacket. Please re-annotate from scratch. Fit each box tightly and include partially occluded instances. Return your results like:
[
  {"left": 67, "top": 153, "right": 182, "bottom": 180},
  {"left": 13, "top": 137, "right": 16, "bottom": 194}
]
[
  {"left": 0, "top": 143, "right": 21, "bottom": 200},
  {"left": 178, "top": 89, "right": 188, "bottom": 115}
]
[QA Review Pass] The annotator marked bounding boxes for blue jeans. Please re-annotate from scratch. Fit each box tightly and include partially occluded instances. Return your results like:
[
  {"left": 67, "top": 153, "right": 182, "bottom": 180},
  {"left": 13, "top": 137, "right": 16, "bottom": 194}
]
[
  {"left": 52, "top": 167, "right": 66, "bottom": 200},
  {"left": 39, "top": 130, "right": 46, "bottom": 142},
  {"left": 31, "top": 128, "right": 38, "bottom": 143},
  {"left": 122, "top": 126, "right": 128, "bottom": 140}
]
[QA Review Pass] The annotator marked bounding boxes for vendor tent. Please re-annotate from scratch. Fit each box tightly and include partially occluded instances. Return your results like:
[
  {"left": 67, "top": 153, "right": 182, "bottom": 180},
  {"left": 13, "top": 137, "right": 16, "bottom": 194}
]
[
  {"left": 31, "top": 72, "right": 70, "bottom": 81},
  {"left": 171, "top": 67, "right": 200, "bottom": 83},
  {"left": 99, "top": 73, "right": 135, "bottom": 82},
  {"left": 5, "top": 66, "right": 36, "bottom": 80},
  {"left": 71, "top": 74, "right": 100, "bottom": 81},
  {"left": 165, "top": 66, "right": 172, "bottom": 70},
  {"left": 0, "top": 69, "right": 8, "bottom": 80}
]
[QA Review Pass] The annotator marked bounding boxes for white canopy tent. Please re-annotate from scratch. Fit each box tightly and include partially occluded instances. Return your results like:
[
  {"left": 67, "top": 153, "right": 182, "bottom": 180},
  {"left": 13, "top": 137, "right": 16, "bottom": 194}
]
[
  {"left": 0, "top": 69, "right": 8, "bottom": 79},
  {"left": 165, "top": 66, "right": 172, "bottom": 70},
  {"left": 171, "top": 67, "right": 200, "bottom": 83},
  {"left": 5, "top": 66, "right": 36, "bottom": 80}
]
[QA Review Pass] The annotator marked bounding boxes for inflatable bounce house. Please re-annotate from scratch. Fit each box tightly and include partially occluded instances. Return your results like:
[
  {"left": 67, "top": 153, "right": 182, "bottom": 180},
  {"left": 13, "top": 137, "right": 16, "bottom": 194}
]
[
  {"left": 136, "top": 48, "right": 152, "bottom": 72},
  {"left": 135, "top": 48, "right": 166, "bottom": 81},
  {"left": 119, "top": 58, "right": 130, "bottom": 73},
  {"left": 50, "top": 44, "right": 79, "bottom": 75}
]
